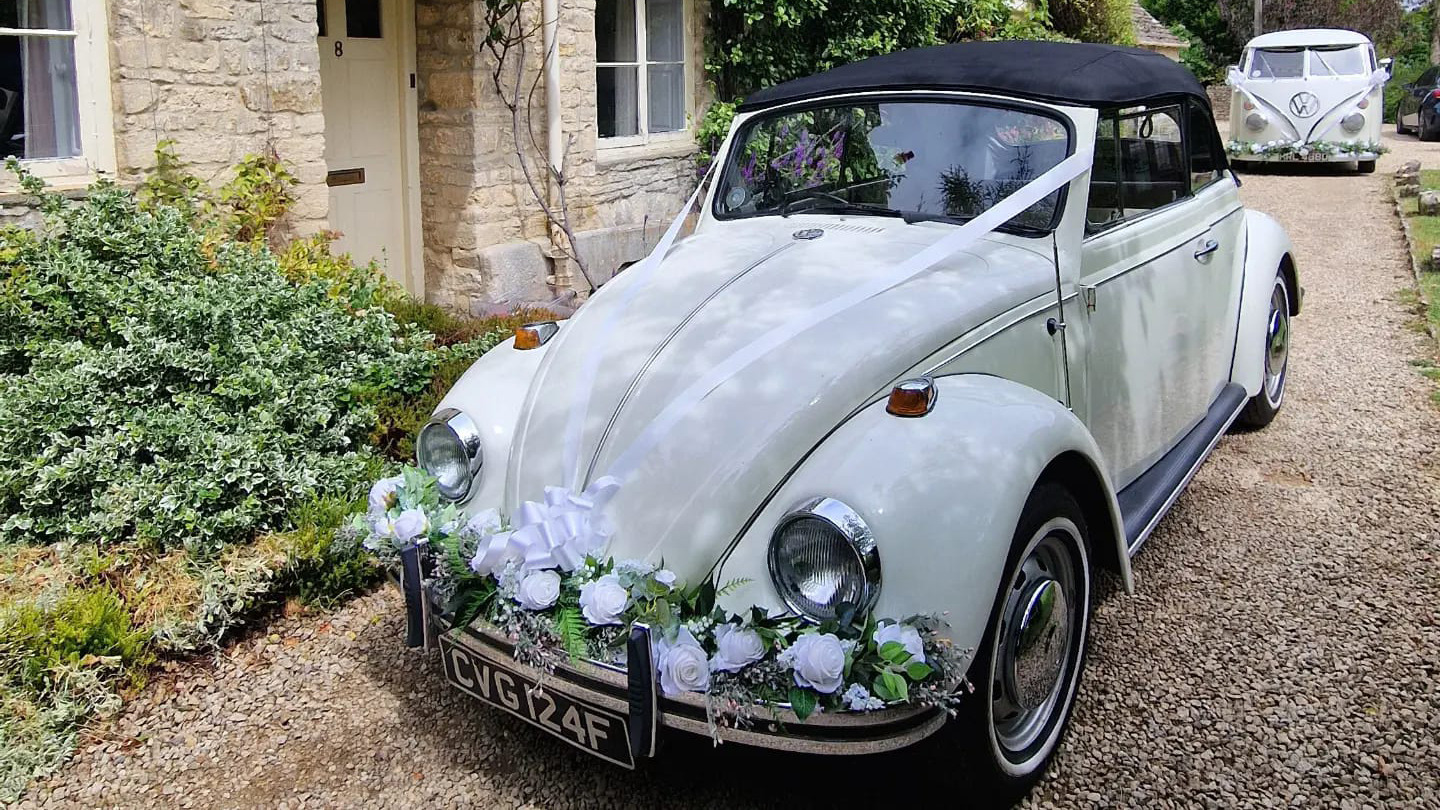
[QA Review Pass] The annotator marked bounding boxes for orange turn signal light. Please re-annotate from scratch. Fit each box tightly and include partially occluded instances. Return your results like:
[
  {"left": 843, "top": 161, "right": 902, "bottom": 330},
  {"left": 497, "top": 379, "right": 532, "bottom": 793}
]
[
  {"left": 514, "top": 320, "right": 559, "bottom": 350},
  {"left": 886, "top": 377, "right": 937, "bottom": 417}
]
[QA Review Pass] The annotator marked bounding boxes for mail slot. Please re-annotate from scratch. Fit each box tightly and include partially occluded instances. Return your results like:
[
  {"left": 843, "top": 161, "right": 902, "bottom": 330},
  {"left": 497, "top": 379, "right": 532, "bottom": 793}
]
[{"left": 326, "top": 167, "right": 365, "bottom": 187}]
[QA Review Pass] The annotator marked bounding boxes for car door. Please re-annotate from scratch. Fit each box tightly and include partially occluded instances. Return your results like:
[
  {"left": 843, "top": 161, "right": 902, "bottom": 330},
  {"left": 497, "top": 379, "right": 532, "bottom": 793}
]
[
  {"left": 1075, "top": 103, "right": 1230, "bottom": 489},
  {"left": 1405, "top": 68, "right": 1437, "bottom": 128}
]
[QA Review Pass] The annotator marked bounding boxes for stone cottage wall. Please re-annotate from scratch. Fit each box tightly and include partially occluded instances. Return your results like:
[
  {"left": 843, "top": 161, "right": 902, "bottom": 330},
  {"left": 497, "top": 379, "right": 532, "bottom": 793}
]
[
  {"left": 417, "top": 0, "right": 708, "bottom": 314},
  {"left": 106, "top": 0, "right": 329, "bottom": 235}
]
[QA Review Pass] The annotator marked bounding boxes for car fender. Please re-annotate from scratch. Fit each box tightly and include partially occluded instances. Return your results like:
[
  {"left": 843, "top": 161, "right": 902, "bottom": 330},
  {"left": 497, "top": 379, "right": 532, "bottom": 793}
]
[
  {"left": 433, "top": 333, "right": 549, "bottom": 512},
  {"left": 1232, "top": 210, "right": 1298, "bottom": 397},
  {"left": 714, "top": 374, "right": 1130, "bottom": 655}
]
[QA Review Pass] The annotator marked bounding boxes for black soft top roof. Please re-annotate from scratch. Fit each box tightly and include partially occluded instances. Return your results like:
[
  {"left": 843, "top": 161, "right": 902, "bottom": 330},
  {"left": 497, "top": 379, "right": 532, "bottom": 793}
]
[{"left": 739, "top": 41, "right": 1211, "bottom": 113}]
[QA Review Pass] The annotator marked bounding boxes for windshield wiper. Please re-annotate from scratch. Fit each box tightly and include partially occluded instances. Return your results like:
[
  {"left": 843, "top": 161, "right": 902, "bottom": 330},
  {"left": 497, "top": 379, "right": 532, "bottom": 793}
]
[{"left": 788, "top": 201, "right": 907, "bottom": 219}]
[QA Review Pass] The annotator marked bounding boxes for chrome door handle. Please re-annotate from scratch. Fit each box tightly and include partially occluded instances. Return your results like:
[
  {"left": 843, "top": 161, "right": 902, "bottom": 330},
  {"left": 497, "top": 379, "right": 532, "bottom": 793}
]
[{"left": 1194, "top": 239, "right": 1220, "bottom": 260}]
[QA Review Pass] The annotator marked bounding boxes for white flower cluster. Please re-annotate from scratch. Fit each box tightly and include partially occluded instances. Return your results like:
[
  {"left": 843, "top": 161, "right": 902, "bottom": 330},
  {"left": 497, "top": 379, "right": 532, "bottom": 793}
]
[{"left": 363, "top": 475, "right": 431, "bottom": 550}]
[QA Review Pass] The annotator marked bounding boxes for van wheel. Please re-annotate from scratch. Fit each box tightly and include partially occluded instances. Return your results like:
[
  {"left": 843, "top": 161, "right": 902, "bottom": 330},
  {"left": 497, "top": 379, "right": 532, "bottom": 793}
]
[
  {"left": 1236, "top": 271, "right": 1291, "bottom": 429},
  {"left": 1358, "top": 160, "right": 1376, "bottom": 174},
  {"left": 945, "top": 483, "right": 1092, "bottom": 806}
]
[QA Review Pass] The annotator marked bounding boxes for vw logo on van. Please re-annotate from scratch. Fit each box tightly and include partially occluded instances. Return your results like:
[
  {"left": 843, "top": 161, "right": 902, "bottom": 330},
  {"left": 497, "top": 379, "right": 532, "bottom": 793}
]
[{"left": 1289, "top": 92, "right": 1320, "bottom": 118}]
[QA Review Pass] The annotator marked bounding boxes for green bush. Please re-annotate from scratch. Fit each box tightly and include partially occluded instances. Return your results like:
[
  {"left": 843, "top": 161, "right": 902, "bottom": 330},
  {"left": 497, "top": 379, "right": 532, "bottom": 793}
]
[
  {"left": 0, "top": 166, "right": 439, "bottom": 556},
  {"left": 0, "top": 151, "right": 543, "bottom": 800},
  {"left": 1049, "top": 0, "right": 1134, "bottom": 44}
]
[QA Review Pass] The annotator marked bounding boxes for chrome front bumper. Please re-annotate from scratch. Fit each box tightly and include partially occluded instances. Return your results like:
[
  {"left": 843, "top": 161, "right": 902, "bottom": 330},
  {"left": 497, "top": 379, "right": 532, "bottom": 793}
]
[
  {"left": 437, "top": 615, "right": 948, "bottom": 757},
  {"left": 391, "top": 553, "right": 946, "bottom": 759}
]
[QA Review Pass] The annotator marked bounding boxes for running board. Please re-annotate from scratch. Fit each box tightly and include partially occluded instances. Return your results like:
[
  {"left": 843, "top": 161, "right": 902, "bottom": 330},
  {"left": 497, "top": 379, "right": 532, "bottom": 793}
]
[{"left": 1118, "top": 383, "right": 1248, "bottom": 557}]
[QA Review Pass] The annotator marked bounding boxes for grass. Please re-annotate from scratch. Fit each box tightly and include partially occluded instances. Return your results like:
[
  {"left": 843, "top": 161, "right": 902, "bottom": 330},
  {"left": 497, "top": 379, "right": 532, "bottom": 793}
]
[{"left": 1397, "top": 172, "right": 1440, "bottom": 389}]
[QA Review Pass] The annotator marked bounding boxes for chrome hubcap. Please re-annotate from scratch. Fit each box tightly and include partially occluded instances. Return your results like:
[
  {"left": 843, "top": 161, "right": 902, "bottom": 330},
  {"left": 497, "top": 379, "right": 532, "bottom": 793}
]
[
  {"left": 992, "top": 528, "right": 1080, "bottom": 756},
  {"left": 1264, "top": 284, "right": 1289, "bottom": 403}
]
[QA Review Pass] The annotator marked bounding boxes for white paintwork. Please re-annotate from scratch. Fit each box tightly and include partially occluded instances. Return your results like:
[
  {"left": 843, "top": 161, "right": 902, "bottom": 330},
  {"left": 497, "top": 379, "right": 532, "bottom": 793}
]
[
  {"left": 318, "top": 0, "right": 420, "bottom": 292},
  {"left": 1231, "top": 210, "right": 1297, "bottom": 398},
  {"left": 1246, "top": 28, "right": 1371, "bottom": 49},
  {"left": 1228, "top": 30, "right": 1385, "bottom": 160},
  {"left": 430, "top": 89, "right": 1294, "bottom": 655}
]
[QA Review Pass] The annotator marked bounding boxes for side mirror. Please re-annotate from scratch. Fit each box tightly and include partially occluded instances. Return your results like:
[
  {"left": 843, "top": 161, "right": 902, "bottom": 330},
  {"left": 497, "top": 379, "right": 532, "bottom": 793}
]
[{"left": 1380, "top": 57, "right": 1394, "bottom": 77}]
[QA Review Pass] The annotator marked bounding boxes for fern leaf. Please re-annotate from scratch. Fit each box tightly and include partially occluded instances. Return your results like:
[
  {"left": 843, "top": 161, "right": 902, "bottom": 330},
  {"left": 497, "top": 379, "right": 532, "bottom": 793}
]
[
  {"left": 716, "top": 577, "right": 752, "bottom": 598},
  {"left": 554, "top": 607, "right": 589, "bottom": 661}
]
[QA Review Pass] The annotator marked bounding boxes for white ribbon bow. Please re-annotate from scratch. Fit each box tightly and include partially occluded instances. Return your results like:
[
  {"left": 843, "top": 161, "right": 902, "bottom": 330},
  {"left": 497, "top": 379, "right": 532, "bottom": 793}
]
[{"left": 467, "top": 476, "right": 622, "bottom": 575}]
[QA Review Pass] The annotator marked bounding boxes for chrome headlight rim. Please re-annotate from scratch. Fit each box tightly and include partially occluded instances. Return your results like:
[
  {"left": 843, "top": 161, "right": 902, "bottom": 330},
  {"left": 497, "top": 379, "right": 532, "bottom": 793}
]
[
  {"left": 1341, "top": 111, "right": 1365, "bottom": 133},
  {"left": 767, "top": 496, "right": 882, "bottom": 623},
  {"left": 418, "top": 407, "right": 483, "bottom": 502},
  {"left": 1244, "top": 112, "right": 1267, "bottom": 132}
]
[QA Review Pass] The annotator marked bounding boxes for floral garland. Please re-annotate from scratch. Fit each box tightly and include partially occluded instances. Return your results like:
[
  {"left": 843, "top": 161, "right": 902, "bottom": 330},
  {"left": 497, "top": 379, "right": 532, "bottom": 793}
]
[
  {"left": 1225, "top": 139, "right": 1388, "bottom": 160},
  {"left": 349, "top": 468, "right": 970, "bottom": 725}
]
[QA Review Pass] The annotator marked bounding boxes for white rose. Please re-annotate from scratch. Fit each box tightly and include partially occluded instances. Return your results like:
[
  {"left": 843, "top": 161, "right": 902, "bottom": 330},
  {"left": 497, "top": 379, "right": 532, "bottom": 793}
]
[
  {"left": 367, "top": 475, "right": 404, "bottom": 518},
  {"left": 709, "top": 624, "right": 766, "bottom": 673},
  {"left": 873, "top": 622, "right": 926, "bottom": 665},
  {"left": 465, "top": 508, "right": 502, "bottom": 537},
  {"left": 653, "top": 569, "right": 678, "bottom": 589},
  {"left": 368, "top": 514, "right": 397, "bottom": 542},
  {"left": 392, "top": 508, "right": 430, "bottom": 544},
  {"left": 656, "top": 628, "right": 711, "bottom": 696},
  {"left": 578, "top": 574, "right": 629, "bottom": 626},
  {"left": 515, "top": 570, "right": 561, "bottom": 610},
  {"left": 779, "top": 632, "right": 846, "bottom": 694}
]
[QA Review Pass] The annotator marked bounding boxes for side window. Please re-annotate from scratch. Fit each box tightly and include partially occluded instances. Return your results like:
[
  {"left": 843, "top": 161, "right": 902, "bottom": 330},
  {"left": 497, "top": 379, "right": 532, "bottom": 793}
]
[
  {"left": 1086, "top": 105, "right": 1187, "bottom": 235},
  {"left": 1421, "top": 68, "right": 1440, "bottom": 87},
  {"left": 1186, "top": 102, "right": 1224, "bottom": 192},
  {"left": 1086, "top": 113, "right": 1122, "bottom": 232}
]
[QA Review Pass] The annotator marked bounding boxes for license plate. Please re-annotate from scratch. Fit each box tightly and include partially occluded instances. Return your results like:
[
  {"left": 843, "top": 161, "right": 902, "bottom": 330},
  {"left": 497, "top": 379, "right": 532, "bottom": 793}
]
[{"left": 440, "top": 635, "right": 634, "bottom": 768}]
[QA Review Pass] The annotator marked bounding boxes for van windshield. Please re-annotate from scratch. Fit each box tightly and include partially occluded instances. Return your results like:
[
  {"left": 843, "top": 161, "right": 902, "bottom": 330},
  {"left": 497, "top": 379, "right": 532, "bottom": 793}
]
[{"left": 1247, "top": 45, "right": 1370, "bottom": 79}]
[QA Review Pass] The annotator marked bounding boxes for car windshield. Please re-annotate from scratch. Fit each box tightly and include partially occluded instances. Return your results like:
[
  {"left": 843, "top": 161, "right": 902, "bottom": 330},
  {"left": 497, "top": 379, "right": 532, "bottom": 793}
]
[
  {"left": 1248, "top": 48, "right": 1305, "bottom": 79},
  {"left": 713, "top": 100, "right": 1070, "bottom": 233},
  {"left": 1307, "top": 45, "right": 1369, "bottom": 76}
]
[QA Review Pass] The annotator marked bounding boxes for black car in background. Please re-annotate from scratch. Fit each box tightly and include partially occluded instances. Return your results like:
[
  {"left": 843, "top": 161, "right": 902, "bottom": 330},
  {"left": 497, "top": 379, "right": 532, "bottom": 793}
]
[{"left": 1397, "top": 66, "right": 1440, "bottom": 139}]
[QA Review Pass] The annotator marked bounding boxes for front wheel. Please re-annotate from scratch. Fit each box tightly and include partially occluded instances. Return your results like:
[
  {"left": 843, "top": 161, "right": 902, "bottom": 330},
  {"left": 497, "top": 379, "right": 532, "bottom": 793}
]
[
  {"left": 944, "top": 483, "right": 1092, "bottom": 806},
  {"left": 1236, "top": 271, "right": 1292, "bottom": 429},
  {"left": 1358, "top": 160, "right": 1377, "bottom": 174}
]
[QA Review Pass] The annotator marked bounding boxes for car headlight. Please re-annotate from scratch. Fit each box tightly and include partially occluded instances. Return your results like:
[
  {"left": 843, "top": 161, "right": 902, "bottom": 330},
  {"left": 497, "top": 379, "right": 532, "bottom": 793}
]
[
  {"left": 768, "top": 497, "right": 880, "bottom": 622},
  {"left": 1341, "top": 112, "right": 1365, "bottom": 133},
  {"left": 417, "top": 408, "right": 483, "bottom": 501},
  {"left": 1245, "top": 112, "right": 1267, "bottom": 131}
]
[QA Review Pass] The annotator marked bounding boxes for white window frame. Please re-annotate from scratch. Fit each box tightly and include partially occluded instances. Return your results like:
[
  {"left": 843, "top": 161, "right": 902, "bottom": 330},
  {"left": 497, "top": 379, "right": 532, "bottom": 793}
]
[
  {"left": 595, "top": 0, "right": 692, "bottom": 150},
  {"left": 0, "top": 1, "right": 116, "bottom": 188}
]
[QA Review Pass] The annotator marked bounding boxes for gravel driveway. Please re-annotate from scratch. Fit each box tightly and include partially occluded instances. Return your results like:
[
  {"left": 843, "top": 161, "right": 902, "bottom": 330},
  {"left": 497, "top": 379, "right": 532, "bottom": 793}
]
[{"left": 19, "top": 131, "right": 1440, "bottom": 809}]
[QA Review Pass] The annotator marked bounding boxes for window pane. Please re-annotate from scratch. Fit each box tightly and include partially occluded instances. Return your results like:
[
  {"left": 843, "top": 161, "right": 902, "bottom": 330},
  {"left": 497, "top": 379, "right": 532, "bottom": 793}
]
[
  {"left": 1116, "top": 106, "right": 1186, "bottom": 215},
  {"left": 595, "top": 0, "right": 636, "bottom": 63},
  {"left": 1248, "top": 48, "right": 1303, "bottom": 79},
  {"left": 647, "top": 64, "right": 684, "bottom": 132},
  {"left": 0, "top": 32, "right": 81, "bottom": 159},
  {"left": 346, "top": 0, "right": 381, "bottom": 38},
  {"left": 0, "top": 0, "right": 73, "bottom": 30},
  {"left": 1087, "top": 115, "right": 1122, "bottom": 232},
  {"left": 646, "top": 0, "right": 683, "bottom": 63},
  {"left": 597, "top": 65, "right": 638, "bottom": 137},
  {"left": 1308, "top": 45, "right": 1367, "bottom": 77},
  {"left": 1187, "top": 103, "right": 1221, "bottom": 191}
]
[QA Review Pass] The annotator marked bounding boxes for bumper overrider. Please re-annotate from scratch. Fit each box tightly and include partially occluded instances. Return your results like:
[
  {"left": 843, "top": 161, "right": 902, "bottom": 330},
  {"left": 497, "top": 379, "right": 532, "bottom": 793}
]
[{"left": 392, "top": 553, "right": 947, "bottom": 766}]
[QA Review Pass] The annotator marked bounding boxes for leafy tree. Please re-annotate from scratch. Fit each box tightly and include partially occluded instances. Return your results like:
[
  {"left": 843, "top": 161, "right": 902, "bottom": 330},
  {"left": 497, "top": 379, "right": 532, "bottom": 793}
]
[
  {"left": 1143, "top": 0, "right": 1241, "bottom": 83},
  {"left": 1216, "top": 0, "right": 1401, "bottom": 48},
  {"left": 1048, "top": 0, "right": 1135, "bottom": 44}
]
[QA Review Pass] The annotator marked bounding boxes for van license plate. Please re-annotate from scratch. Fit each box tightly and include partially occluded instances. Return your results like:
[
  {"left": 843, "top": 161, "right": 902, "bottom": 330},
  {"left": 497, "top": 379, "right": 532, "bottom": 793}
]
[{"left": 440, "top": 635, "right": 634, "bottom": 768}]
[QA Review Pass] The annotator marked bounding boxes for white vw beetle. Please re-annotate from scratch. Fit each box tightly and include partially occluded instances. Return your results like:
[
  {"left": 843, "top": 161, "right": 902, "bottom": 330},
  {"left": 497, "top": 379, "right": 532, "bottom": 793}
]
[
  {"left": 402, "top": 43, "right": 1298, "bottom": 803},
  {"left": 1226, "top": 28, "right": 1389, "bottom": 171}
]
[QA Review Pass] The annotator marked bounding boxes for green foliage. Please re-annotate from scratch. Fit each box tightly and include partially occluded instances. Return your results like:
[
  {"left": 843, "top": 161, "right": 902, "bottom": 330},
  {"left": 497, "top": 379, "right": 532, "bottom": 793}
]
[
  {"left": 1143, "top": 0, "right": 1241, "bottom": 85},
  {"left": 0, "top": 166, "right": 438, "bottom": 555},
  {"left": 704, "top": 0, "right": 957, "bottom": 101},
  {"left": 946, "top": 0, "right": 1069, "bottom": 42},
  {"left": 1048, "top": 0, "right": 1134, "bottom": 45},
  {"left": 1382, "top": 4, "right": 1434, "bottom": 120},
  {"left": 1, "top": 147, "right": 542, "bottom": 800}
]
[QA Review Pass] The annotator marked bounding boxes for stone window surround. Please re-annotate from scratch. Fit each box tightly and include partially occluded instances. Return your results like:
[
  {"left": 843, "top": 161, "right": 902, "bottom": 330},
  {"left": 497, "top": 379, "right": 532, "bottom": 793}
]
[
  {"left": 594, "top": 0, "right": 694, "bottom": 152},
  {"left": 0, "top": 1, "right": 117, "bottom": 192}
]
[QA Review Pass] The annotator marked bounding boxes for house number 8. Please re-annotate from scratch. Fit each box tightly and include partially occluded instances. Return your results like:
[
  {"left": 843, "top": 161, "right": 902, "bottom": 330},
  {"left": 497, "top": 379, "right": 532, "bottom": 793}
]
[{"left": 334, "top": 41, "right": 344, "bottom": 57}]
